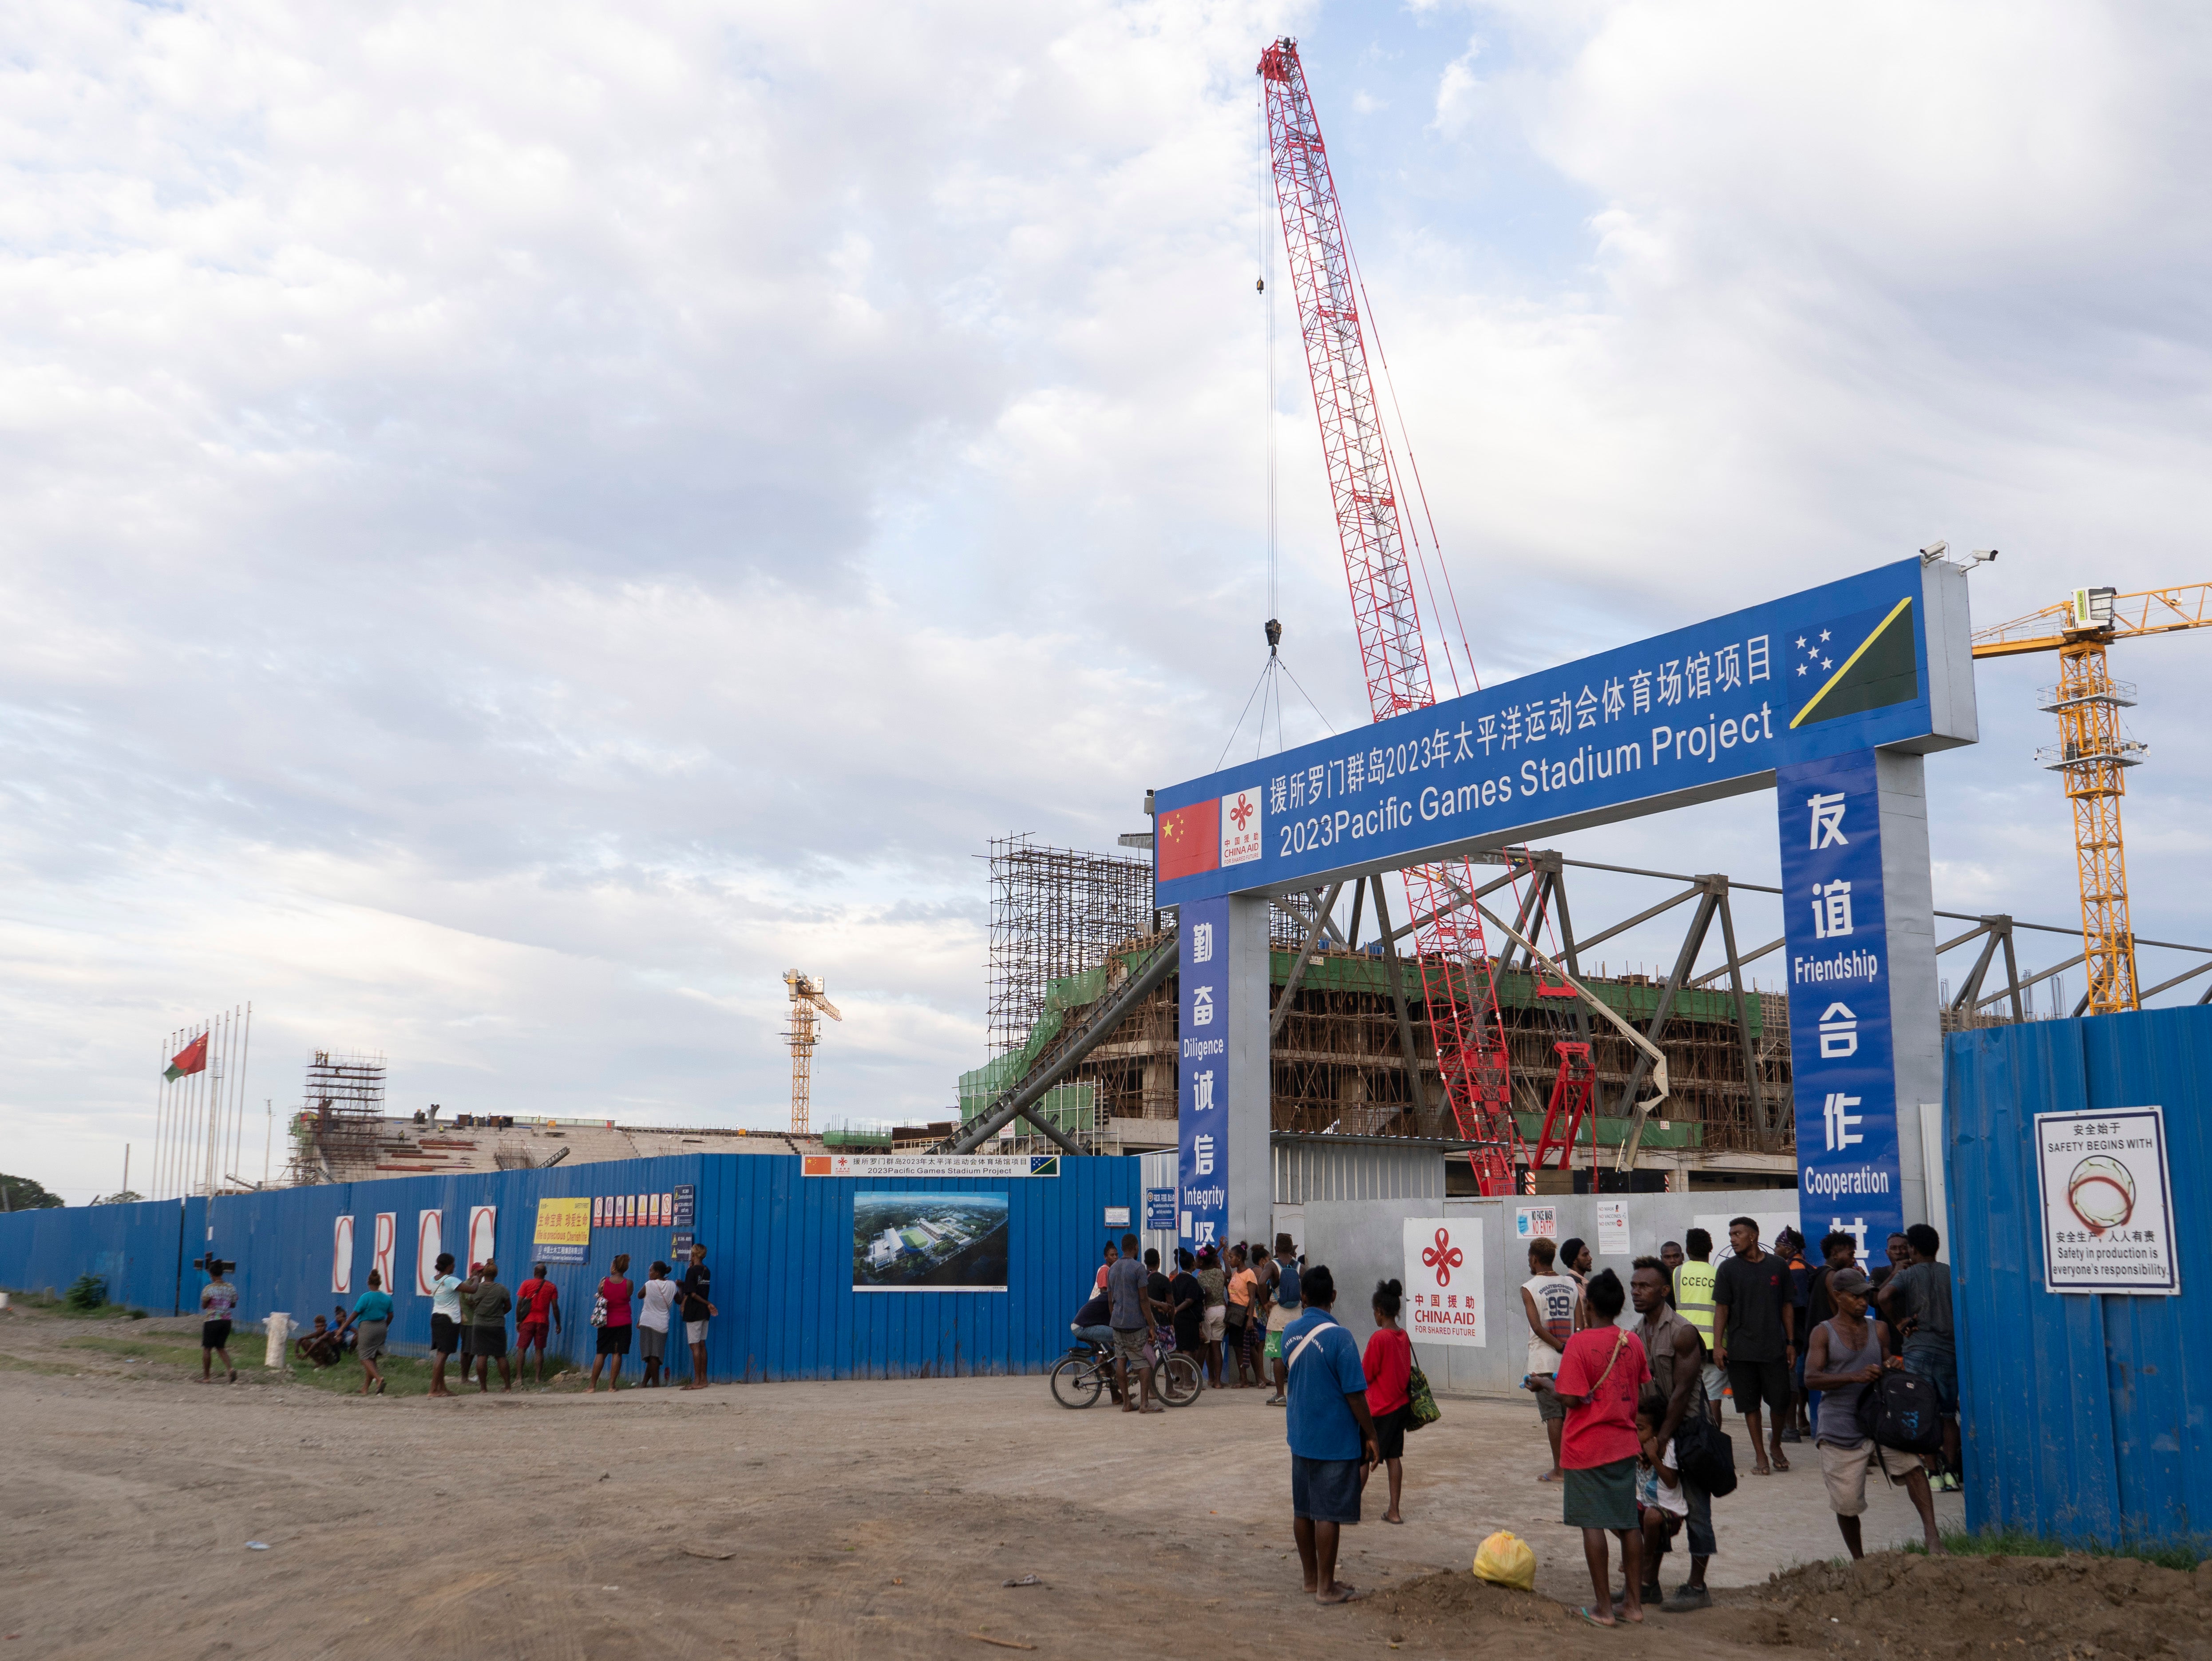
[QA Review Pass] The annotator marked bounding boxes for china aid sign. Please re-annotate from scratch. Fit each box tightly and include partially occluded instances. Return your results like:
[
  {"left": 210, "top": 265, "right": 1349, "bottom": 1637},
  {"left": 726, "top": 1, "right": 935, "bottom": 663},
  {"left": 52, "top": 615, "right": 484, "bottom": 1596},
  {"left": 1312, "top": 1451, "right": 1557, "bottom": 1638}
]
[{"left": 1402, "top": 1218, "right": 1485, "bottom": 1346}]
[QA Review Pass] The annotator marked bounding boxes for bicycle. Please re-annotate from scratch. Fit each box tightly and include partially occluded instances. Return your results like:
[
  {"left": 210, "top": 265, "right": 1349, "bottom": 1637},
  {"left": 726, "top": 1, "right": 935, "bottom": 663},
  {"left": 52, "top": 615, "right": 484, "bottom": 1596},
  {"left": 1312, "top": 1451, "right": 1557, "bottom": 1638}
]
[{"left": 1049, "top": 1335, "right": 1201, "bottom": 1408}]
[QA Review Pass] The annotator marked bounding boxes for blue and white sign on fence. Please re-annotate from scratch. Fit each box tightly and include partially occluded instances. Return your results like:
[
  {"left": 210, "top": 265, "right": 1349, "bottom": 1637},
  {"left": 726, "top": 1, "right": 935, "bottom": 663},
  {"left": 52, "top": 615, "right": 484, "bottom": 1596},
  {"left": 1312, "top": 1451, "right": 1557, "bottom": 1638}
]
[
  {"left": 1777, "top": 750, "right": 1902, "bottom": 1254},
  {"left": 1145, "top": 1188, "right": 1177, "bottom": 1232},
  {"left": 1178, "top": 895, "right": 1230, "bottom": 1248}
]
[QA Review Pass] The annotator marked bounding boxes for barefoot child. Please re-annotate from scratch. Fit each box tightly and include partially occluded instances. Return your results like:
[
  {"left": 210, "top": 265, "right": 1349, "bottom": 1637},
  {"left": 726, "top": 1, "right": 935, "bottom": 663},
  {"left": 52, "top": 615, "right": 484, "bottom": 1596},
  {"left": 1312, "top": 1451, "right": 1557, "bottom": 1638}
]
[
  {"left": 1361, "top": 1279, "right": 1413, "bottom": 1525},
  {"left": 1635, "top": 1385, "right": 1688, "bottom": 1602}
]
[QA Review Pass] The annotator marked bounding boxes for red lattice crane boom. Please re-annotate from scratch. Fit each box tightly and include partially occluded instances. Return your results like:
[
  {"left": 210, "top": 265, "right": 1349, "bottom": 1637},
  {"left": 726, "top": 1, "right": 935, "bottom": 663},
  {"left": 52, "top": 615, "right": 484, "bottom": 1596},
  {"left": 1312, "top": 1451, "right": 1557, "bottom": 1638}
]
[{"left": 1258, "top": 38, "right": 1523, "bottom": 1193}]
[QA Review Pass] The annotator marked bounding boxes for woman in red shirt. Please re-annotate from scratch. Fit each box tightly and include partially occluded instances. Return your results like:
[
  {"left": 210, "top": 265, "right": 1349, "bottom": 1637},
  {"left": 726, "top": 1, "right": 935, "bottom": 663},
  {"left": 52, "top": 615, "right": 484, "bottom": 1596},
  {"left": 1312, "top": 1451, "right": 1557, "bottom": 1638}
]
[
  {"left": 1362, "top": 1279, "right": 1413, "bottom": 1524},
  {"left": 1553, "top": 1269, "right": 1652, "bottom": 1626}
]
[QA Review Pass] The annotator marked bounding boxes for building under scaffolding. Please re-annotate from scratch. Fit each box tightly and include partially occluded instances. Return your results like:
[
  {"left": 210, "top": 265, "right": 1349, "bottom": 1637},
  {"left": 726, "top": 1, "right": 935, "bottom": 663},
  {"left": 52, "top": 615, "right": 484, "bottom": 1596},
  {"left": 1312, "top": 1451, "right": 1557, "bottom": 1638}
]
[
  {"left": 958, "top": 840, "right": 1800, "bottom": 1187},
  {"left": 286, "top": 1051, "right": 388, "bottom": 1186},
  {"left": 986, "top": 836, "right": 1158, "bottom": 1059}
]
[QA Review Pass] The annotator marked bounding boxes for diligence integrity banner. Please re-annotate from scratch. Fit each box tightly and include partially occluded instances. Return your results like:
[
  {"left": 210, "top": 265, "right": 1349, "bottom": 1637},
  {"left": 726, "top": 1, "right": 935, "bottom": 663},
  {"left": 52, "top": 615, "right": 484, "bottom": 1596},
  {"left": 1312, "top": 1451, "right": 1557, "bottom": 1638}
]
[{"left": 1177, "top": 895, "right": 1230, "bottom": 1249}]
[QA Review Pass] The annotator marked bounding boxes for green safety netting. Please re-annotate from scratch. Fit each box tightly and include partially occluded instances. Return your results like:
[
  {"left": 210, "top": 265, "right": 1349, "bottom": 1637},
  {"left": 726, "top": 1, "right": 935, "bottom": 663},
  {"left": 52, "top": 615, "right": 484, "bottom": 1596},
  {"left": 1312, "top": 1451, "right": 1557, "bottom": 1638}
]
[{"left": 957, "top": 957, "right": 1122, "bottom": 1128}]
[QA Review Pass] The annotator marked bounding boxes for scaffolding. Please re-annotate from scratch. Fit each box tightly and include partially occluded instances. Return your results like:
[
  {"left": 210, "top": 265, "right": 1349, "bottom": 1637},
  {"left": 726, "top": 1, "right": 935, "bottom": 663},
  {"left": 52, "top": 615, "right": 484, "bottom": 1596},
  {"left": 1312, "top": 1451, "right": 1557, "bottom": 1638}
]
[
  {"left": 287, "top": 1051, "right": 387, "bottom": 1185},
  {"left": 986, "top": 836, "right": 1157, "bottom": 1058},
  {"left": 1029, "top": 946, "right": 1790, "bottom": 1154}
]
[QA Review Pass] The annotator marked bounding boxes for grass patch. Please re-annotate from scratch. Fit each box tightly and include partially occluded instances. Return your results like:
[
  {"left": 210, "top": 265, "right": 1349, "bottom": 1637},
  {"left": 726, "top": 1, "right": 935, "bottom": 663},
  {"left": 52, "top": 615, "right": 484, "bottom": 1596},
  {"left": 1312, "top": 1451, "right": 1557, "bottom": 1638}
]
[
  {"left": 0, "top": 1353, "right": 79, "bottom": 1376},
  {"left": 4, "top": 1290, "right": 150, "bottom": 1320},
  {"left": 1906, "top": 1527, "right": 2206, "bottom": 1571},
  {"left": 65, "top": 1335, "right": 209, "bottom": 1364}
]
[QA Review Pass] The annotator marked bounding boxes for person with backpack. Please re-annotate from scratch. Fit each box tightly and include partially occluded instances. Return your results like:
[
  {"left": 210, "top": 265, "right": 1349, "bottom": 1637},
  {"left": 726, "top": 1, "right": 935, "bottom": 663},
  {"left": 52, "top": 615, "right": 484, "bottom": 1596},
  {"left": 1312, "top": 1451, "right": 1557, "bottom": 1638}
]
[
  {"left": 1265, "top": 1233, "right": 1302, "bottom": 1407},
  {"left": 1877, "top": 1224, "right": 1960, "bottom": 1491},
  {"left": 1803, "top": 1267, "right": 1945, "bottom": 1558}
]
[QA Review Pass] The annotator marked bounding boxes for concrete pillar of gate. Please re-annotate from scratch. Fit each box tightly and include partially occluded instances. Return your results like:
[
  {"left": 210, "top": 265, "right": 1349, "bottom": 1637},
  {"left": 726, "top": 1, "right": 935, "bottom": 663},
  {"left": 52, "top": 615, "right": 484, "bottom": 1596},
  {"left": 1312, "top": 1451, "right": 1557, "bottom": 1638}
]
[
  {"left": 1877, "top": 748, "right": 1940, "bottom": 1233},
  {"left": 1225, "top": 893, "right": 1273, "bottom": 1248}
]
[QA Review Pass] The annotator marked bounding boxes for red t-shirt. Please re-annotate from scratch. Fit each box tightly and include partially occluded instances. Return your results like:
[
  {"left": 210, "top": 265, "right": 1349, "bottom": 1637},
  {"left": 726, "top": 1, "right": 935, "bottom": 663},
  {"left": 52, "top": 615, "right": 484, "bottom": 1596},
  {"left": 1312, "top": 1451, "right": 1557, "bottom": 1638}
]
[
  {"left": 1362, "top": 1327, "right": 1413, "bottom": 1415},
  {"left": 1554, "top": 1325, "right": 1650, "bottom": 1469},
  {"left": 516, "top": 1279, "right": 558, "bottom": 1327}
]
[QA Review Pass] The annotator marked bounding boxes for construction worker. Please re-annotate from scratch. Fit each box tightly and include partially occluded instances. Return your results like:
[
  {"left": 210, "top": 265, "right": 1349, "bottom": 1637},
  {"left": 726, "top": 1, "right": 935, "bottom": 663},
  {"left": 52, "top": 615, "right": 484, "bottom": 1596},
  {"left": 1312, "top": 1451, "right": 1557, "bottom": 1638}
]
[{"left": 1672, "top": 1228, "right": 1723, "bottom": 1426}]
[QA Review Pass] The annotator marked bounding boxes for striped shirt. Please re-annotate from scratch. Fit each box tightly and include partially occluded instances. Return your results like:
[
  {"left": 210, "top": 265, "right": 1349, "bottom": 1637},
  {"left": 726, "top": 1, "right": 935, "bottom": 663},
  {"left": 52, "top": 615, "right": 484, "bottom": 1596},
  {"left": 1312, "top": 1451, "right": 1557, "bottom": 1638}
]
[{"left": 1674, "top": 1260, "right": 1718, "bottom": 1349}]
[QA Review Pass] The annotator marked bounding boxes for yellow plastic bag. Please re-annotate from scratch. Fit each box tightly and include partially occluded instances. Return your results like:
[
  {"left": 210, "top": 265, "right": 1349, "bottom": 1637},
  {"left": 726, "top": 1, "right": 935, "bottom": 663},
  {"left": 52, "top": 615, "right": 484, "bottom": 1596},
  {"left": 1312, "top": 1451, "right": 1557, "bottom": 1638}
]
[{"left": 1472, "top": 1530, "right": 1536, "bottom": 1592}]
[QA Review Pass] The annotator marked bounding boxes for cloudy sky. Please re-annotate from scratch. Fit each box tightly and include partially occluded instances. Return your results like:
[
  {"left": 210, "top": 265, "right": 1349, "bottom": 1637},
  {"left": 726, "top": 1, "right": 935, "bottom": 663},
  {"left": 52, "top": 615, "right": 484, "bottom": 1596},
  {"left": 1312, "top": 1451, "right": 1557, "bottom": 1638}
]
[{"left": 7, "top": 0, "right": 2211, "bottom": 1201}]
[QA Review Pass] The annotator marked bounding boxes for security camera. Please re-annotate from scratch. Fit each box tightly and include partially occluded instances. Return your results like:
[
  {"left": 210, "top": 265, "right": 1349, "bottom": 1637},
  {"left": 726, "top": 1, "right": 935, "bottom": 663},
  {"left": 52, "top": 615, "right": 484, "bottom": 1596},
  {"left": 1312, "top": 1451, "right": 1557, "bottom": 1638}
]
[{"left": 1919, "top": 540, "right": 1949, "bottom": 559}]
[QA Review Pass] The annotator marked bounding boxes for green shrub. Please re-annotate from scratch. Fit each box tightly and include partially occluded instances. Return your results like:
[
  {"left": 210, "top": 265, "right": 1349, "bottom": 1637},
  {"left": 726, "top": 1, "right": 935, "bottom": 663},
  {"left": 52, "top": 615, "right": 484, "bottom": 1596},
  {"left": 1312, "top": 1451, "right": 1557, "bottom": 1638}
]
[{"left": 63, "top": 1273, "right": 107, "bottom": 1312}]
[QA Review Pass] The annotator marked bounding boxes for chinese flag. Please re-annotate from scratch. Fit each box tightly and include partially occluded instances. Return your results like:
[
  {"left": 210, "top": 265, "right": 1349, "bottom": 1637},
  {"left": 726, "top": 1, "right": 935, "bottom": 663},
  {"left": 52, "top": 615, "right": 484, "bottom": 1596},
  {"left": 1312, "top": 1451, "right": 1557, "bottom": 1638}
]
[
  {"left": 1156, "top": 797, "right": 1220, "bottom": 882},
  {"left": 163, "top": 1034, "right": 209, "bottom": 1081}
]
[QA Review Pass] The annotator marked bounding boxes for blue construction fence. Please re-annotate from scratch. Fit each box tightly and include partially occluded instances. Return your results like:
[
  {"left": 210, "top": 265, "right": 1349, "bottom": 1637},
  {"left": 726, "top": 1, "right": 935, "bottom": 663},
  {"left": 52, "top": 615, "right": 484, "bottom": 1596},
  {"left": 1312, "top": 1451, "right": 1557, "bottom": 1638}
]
[
  {"left": 1945, "top": 1003, "right": 2210, "bottom": 1551},
  {"left": 0, "top": 1154, "right": 1141, "bottom": 1382}
]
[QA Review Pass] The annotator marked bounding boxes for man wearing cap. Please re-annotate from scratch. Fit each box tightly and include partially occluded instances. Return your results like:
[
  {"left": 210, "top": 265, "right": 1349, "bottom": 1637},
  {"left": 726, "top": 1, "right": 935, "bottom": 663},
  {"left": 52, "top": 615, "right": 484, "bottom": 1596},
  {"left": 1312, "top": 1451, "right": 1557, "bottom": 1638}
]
[{"left": 1803, "top": 1266, "right": 1944, "bottom": 1558}]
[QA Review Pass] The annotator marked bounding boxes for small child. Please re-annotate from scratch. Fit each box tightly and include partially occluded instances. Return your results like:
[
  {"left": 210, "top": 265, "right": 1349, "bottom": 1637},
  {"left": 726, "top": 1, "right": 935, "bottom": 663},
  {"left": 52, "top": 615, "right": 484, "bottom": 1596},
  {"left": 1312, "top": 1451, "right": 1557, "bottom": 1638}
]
[{"left": 1635, "top": 1384, "right": 1687, "bottom": 1595}]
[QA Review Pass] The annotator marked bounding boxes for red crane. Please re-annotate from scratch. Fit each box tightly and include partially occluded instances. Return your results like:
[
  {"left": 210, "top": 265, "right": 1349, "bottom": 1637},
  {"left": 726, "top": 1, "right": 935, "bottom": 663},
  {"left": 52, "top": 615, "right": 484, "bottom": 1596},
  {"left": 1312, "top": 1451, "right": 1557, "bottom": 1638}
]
[{"left": 1258, "top": 38, "right": 1525, "bottom": 1194}]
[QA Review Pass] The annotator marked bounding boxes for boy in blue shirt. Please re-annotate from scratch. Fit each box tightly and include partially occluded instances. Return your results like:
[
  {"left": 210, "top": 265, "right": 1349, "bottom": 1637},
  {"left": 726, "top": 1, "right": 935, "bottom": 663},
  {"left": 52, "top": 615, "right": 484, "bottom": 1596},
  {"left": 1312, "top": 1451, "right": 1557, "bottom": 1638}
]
[
  {"left": 337, "top": 1271, "right": 396, "bottom": 1395},
  {"left": 1281, "top": 1264, "right": 1381, "bottom": 1604}
]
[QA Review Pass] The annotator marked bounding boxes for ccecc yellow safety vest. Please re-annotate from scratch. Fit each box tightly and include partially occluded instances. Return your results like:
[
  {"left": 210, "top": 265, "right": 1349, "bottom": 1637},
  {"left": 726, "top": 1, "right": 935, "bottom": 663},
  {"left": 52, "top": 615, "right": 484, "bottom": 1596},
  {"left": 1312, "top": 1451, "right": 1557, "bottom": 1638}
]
[{"left": 1674, "top": 1260, "right": 1718, "bottom": 1350}]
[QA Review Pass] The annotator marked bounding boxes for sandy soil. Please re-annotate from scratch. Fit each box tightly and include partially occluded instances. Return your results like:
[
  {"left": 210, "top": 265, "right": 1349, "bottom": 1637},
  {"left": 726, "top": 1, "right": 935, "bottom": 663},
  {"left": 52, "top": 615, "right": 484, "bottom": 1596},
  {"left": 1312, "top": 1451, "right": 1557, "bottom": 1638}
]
[{"left": 0, "top": 1306, "right": 2198, "bottom": 1661}]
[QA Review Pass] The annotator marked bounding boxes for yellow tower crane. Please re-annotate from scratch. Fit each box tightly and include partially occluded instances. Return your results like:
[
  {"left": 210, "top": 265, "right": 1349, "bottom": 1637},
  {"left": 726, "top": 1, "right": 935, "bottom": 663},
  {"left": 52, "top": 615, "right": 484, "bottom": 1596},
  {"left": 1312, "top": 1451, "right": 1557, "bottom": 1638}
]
[
  {"left": 1971, "top": 582, "right": 2212, "bottom": 1013},
  {"left": 782, "top": 971, "right": 843, "bottom": 1136}
]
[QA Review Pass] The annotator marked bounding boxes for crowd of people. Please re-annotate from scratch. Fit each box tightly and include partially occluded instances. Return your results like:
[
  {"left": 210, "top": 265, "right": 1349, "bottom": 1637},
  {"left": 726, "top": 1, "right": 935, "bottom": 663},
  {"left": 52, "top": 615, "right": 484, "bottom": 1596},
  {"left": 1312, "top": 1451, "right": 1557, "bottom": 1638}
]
[
  {"left": 1058, "top": 1213, "right": 1961, "bottom": 1615},
  {"left": 1521, "top": 1217, "right": 1959, "bottom": 1625},
  {"left": 197, "top": 1244, "right": 721, "bottom": 1397}
]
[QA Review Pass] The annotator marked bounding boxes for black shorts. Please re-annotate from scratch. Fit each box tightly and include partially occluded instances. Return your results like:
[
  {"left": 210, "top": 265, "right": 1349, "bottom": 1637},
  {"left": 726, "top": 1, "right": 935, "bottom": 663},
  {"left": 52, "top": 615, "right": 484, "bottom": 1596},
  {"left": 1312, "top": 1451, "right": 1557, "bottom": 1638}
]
[
  {"left": 1373, "top": 1403, "right": 1410, "bottom": 1462},
  {"left": 472, "top": 1328, "right": 508, "bottom": 1359},
  {"left": 1728, "top": 1356, "right": 1792, "bottom": 1417},
  {"left": 596, "top": 1324, "right": 633, "bottom": 1356},
  {"left": 430, "top": 1313, "right": 460, "bottom": 1355},
  {"left": 201, "top": 1319, "right": 233, "bottom": 1350},
  {"left": 1291, "top": 1455, "right": 1362, "bottom": 1525}
]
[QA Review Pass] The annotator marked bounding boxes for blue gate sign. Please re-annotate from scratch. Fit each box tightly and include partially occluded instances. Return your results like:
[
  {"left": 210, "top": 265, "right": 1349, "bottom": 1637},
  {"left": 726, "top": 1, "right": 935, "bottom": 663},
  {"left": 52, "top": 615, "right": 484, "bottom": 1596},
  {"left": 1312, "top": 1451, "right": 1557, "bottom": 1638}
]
[
  {"left": 1152, "top": 557, "right": 1971, "bottom": 906},
  {"left": 1145, "top": 1189, "right": 1176, "bottom": 1232},
  {"left": 1777, "top": 750, "right": 1901, "bottom": 1255},
  {"left": 1178, "top": 895, "right": 1230, "bottom": 1248}
]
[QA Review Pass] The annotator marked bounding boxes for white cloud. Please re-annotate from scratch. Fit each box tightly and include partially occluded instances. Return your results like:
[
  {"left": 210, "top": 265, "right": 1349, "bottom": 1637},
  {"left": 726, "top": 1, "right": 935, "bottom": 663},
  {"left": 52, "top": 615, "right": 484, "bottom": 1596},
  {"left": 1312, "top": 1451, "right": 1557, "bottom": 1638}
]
[{"left": 6, "top": 0, "right": 2212, "bottom": 1201}]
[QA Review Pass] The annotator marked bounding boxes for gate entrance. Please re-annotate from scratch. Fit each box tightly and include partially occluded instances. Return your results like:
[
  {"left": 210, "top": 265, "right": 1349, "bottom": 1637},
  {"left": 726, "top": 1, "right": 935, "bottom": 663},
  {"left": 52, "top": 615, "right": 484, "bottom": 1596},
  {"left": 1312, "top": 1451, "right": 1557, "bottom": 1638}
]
[{"left": 1153, "top": 554, "right": 1979, "bottom": 1256}]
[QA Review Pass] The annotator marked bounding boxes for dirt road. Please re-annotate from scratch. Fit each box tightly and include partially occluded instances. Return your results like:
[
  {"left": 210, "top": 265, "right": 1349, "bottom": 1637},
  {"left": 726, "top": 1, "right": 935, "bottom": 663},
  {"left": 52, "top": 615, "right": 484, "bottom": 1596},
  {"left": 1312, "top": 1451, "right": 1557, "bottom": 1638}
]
[{"left": 2, "top": 1308, "right": 2195, "bottom": 1660}]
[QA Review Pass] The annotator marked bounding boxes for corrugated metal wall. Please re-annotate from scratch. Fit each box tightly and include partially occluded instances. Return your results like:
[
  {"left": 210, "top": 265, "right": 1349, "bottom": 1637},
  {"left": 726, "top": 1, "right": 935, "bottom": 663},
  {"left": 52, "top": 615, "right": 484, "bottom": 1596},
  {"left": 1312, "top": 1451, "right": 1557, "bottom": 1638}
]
[
  {"left": 0, "top": 1154, "right": 1141, "bottom": 1382},
  {"left": 1273, "top": 1138, "right": 1444, "bottom": 1203},
  {"left": 1945, "top": 1005, "right": 2211, "bottom": 1549}
]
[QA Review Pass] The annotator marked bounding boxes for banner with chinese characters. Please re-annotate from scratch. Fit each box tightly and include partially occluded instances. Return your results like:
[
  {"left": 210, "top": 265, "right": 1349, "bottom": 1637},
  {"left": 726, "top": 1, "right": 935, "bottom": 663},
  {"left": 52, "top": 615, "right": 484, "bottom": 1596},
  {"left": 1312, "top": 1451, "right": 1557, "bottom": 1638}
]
[
  {"left": 1777, "top": 749, "right": 1902, "bottom": 1252},
  {"left": 1402, "top": 1217, "right": 1485, "bottom": 1347},
  {"left": 2034, "top": 1106, "right": 2178, "bottom": 1295},
  {"left": 1153, "top": 557, "right": 1967, "bottom": 907},
  {"left": 531, "top": 1197, "right": 592, "bottom": 1265},
  {"left": 799, "top": 1155, "right": 1059, "bottom": 1178},
  {"left": 1177, "top": 894, "right": 1229, "bottom": 1249}
]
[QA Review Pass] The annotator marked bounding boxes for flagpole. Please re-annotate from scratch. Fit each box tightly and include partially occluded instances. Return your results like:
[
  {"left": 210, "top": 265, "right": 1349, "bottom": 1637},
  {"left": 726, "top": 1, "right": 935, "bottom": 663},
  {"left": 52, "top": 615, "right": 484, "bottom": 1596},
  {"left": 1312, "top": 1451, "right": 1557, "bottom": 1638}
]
[
  {"left": 209, "top": 1011, "right": 229, "bottom": 1196},
  {"left": 210, "top": 1009, "right": 227, "bottom": 1194},
  {"left": 189, "top": 1021, "right": 207, "bottom": 1197},
  {"left": 158, "top": 1028, "right": 177, "bottom": 1200},
  {"left": 152, "top": 1031, "right": 168, "bottom": 1201},
  {"left": 231, "top": 1004, "right": 253, "bottom": 1188}
]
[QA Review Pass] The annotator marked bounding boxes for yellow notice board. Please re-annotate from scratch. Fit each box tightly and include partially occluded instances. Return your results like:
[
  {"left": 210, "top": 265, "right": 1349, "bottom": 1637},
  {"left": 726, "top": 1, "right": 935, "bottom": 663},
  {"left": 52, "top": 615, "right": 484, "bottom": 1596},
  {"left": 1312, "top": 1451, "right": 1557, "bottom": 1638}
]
[{"left": 532, "top": 1197, "right": 593, "bottom": 1263}]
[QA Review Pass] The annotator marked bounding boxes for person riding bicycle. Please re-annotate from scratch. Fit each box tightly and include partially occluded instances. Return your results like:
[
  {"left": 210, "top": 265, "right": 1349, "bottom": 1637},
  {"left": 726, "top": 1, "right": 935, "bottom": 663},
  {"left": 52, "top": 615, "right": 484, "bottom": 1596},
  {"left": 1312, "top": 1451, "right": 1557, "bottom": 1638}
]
[{"left": 1071, "top": 1289, "right": 1115, "bottom": 1359}]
